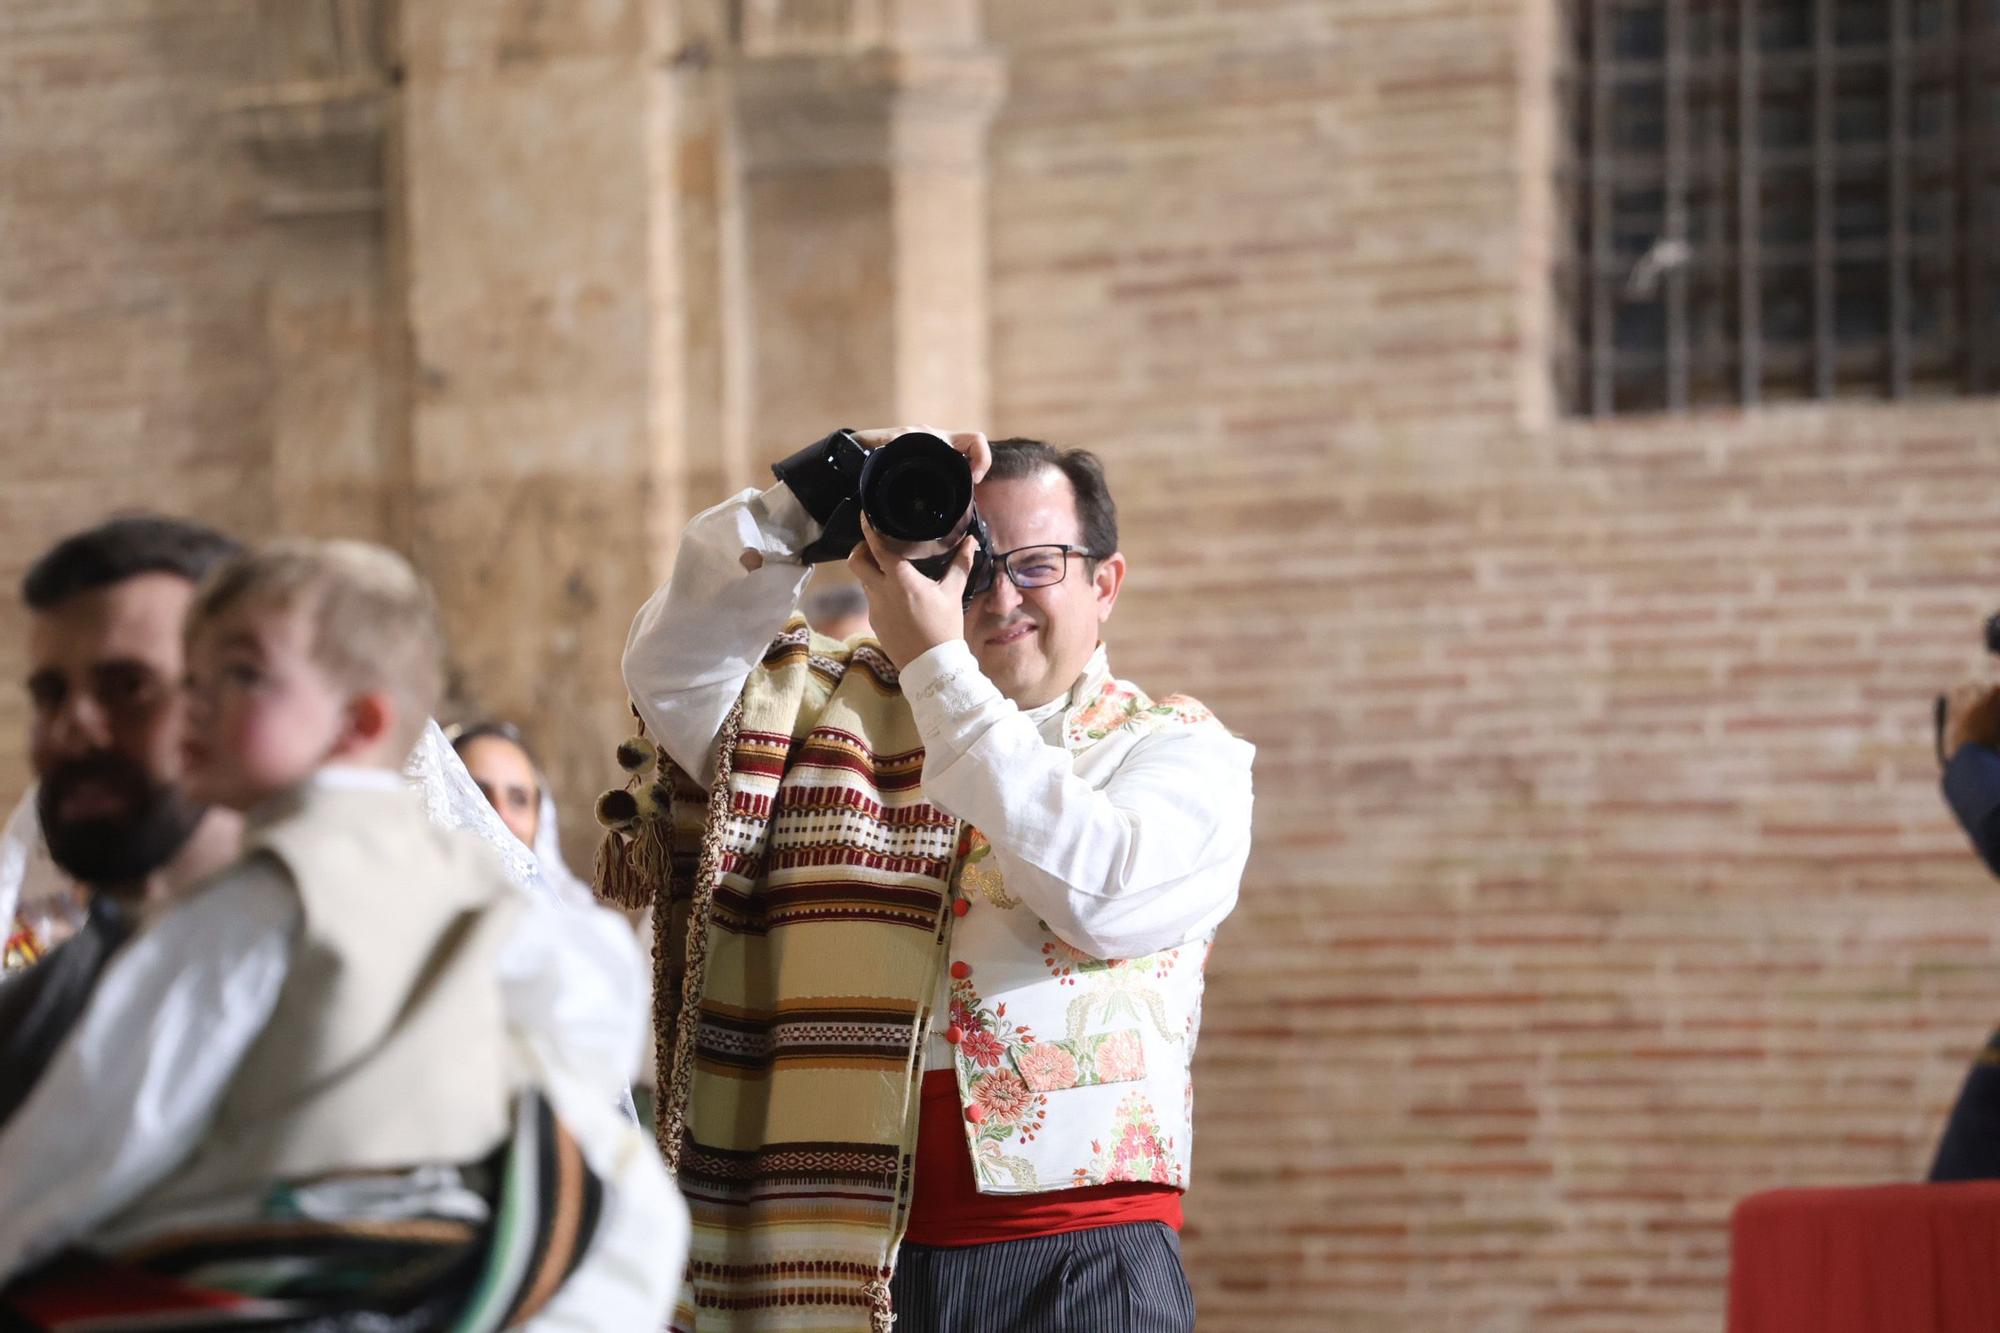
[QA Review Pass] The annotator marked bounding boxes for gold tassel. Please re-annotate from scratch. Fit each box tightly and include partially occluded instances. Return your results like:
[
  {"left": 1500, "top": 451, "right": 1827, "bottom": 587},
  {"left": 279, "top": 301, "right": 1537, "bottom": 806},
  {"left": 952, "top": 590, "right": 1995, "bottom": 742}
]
[
  {"left": 592, "top": 827, "right": 653, "bottom": 911},
  {"left": 626, "top": 807, "right": 670, "bottom": 902},
  {"left": 591, "top": 712, "right": 667, "bottom": 912}
]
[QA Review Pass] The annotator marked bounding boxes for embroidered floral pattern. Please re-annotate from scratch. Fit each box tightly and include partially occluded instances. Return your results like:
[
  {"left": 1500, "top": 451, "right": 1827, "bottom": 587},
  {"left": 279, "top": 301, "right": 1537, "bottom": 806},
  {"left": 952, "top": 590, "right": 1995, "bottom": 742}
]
[
  {"left": 1094, "top": 1030, "right": 1146, "bottom": 1084},
  {"left": 956, "top": 830, "right": 1022, "bottom": 910},
  {"left": 938, "top": 680, "right": 1222, "bottom": 1195},
  {"left": 958, "top": 1025, "right": 1005, "bottom": 1069},
  {"left": 1041, "top": 936, "right": 1180, "bottom": 985},
  {"left": 1061, "top": 947, "right": 1184, "bottom": 1048},
  {"left": 1011, "top": 1029, "right": 1148, "bottom": 1092},
  {"left": 1065, "top": 677, "right": 1217, "bottom": 749},
  {"left": 1089, "top": 1092, "right": 1181, "bottom": 1187},
  {"left": 1013, "top": 1041, "right": 1080, "bottom": 1092},
  {"left": 969, "top": 1070, "right": 1035, "bottom": 1125},
  {"left": 950, "top": 975, "right": 1050, "bottom": 1181},
  {"left": 1040, "top": 936, "right": 1108, "bottom": 985}
]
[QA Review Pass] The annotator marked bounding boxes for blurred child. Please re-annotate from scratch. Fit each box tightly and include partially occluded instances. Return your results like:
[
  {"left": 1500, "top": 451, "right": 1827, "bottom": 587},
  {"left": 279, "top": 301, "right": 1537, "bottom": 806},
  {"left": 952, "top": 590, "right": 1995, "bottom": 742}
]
[{"left": 0, "top": 540, "right": 683, "bottom": 1330}]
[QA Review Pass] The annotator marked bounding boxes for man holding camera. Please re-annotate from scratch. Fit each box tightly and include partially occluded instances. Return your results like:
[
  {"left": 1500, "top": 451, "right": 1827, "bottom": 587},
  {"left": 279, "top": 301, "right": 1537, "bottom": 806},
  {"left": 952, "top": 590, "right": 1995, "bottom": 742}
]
[
  {"left": 617, "top": 427, "right": 1253, "bottom": 1330},
  {"left": 1930, "top": 666, "right": 2000, "bottom": 1179}
]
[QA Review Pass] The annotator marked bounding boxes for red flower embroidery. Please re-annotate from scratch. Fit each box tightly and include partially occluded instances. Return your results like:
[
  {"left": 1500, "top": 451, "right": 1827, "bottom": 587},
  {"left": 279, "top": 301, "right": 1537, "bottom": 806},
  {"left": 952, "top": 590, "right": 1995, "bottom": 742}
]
[
  {"left": 1105, "top": 1120, "right": 1172, "bottom": 1184},
  {"left": 970, "top": 1071, "right": 1035, "bottom": 1126},
  {"left": 959, "top": 1026, "right": 1005, "bottom": 1068}
]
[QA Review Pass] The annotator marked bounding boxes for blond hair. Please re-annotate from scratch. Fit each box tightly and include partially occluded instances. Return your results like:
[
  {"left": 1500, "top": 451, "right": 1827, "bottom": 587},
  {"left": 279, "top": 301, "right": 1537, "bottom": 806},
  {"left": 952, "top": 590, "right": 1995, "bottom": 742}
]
[{"left": 189, "top": 538, "right": 446, "bottom": 757}]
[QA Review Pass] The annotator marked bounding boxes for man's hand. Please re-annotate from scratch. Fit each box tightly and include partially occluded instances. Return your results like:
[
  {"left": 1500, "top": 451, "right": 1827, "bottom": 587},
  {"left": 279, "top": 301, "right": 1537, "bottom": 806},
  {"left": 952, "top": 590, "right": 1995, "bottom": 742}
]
[
  {"left": 848, "top": 518, "right": 978, "bottom": 671},
  {"left": 1942, "top": 681, "right": 2000, "bottom": 759},
  {"left": 852, "top": 427, "right": 992, "bottom": 483}
]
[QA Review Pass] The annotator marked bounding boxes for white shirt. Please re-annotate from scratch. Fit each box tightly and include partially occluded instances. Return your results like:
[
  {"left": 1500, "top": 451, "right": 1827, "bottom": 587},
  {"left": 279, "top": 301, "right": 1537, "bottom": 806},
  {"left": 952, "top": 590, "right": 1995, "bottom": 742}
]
[
  {"left": 622, "top": 483, "right": 1256, "bottom": 1071},
  {"left": 0, "top": 791, "right": 35, "bottom": 947},
  {"left": 0, "top": 786, "right": 85, "bottom": 968},
  {"left": 0, "top": 767, "right": 665, "bottom": 1311}
]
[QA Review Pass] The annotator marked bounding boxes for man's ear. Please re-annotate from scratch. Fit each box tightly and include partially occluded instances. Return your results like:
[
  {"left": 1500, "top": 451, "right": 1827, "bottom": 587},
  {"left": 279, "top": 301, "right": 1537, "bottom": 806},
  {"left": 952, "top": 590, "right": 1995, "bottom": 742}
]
[{"left": 1092, "top": 552, "right": 1127, "bottom": 624}]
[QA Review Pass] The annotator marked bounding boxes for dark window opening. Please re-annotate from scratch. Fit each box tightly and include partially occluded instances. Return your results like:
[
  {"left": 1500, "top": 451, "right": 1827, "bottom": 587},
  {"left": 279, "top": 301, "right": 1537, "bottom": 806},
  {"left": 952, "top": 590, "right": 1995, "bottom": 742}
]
[{"left": 1557, "top": 0, "right": 2000, "bottom": 416}]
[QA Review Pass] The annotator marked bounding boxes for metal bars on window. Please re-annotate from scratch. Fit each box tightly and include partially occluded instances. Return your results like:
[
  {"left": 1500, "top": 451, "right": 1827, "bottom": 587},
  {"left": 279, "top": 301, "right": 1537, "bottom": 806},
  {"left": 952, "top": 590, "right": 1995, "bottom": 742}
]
[{"left": 1558, "top": 0, "right": 2000, "bottom": 416}]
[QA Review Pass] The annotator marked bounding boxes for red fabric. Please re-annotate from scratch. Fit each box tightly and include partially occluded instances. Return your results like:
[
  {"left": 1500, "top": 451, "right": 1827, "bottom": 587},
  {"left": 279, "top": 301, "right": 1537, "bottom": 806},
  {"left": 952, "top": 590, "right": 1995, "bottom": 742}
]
[
  {"left": 1728, "top": 1182, "right": 2000, "bottom": 1332},
  {"left": 4, "top": 1254, "right": 258, "bottom": 1321},
  {"left": 903, "top": 1069, "right": 1182, "bottom": 1247}
]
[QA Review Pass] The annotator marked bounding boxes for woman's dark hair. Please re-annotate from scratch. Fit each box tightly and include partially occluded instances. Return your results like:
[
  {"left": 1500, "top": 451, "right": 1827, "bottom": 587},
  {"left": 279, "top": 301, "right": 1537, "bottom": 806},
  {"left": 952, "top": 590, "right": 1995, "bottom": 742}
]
[
  {"left": 984, "top": 438, "right": 1118, "bottom": 561},
  {"left": 23, "top": 514, "right": 241, "bottom": 611},
  {"left": 448, "top": 720, "right": 541, "bottom": 772}
]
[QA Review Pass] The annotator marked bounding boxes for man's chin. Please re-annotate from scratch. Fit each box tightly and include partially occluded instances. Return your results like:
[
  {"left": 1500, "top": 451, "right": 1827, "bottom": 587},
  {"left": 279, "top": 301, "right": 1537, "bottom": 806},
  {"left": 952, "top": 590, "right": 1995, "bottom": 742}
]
[
  {"left": 41, "top": 801, "right": 208, "bottom": 888},
  {"left": 972, "top": 648, "right": 1032, "bottom": 693},
  {"left": 974, "top": 663, "right": 1059, "bottom": 712}
]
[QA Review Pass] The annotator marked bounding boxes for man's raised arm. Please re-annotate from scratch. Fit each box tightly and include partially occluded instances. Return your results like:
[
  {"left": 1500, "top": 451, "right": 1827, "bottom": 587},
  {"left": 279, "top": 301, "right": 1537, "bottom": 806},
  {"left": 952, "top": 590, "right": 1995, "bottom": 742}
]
[{"left": 621, "top": 483, "right": 822, "bottom": 787}]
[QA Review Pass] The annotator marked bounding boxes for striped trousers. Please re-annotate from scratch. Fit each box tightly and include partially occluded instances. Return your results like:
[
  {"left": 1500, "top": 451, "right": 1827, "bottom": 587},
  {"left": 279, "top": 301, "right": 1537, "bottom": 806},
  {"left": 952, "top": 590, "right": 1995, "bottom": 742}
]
[{"left": 889, "top": 1221, "right": 1196, "bottom": 1333}]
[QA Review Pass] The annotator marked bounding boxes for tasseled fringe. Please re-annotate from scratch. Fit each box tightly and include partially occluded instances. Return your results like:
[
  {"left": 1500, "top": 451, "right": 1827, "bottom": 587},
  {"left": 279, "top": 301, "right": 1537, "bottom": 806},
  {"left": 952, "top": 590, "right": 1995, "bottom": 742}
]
[
  {"left": 592, "top": 709, "right": 670, "bottom": 912},
  {"left": 865, "top": 1274, "right": 895, "bottom": 1332},
  {"left": 592, "top": 826, "right": 659, "bottom": 911}
]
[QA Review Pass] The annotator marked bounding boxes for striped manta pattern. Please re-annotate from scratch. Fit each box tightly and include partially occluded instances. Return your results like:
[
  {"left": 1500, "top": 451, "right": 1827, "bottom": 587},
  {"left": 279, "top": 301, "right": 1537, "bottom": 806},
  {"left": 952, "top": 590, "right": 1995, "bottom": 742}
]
[{"left": 651, "top": 620, "right": 962, "bottom": 1332}]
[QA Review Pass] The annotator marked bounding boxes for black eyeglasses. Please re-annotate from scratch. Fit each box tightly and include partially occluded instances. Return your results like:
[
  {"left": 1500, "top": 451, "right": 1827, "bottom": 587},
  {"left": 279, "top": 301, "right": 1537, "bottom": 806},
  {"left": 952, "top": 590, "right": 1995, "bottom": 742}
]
[{"left": 967, "top": 543, "right": 1101, "bottom": 597}]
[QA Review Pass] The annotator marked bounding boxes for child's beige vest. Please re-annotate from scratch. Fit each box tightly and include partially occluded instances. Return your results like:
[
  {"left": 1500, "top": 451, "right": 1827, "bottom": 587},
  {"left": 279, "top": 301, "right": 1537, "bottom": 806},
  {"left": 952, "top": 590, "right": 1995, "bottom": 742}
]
[{"left": 121, "top": 783, "right": 522, "bottom": 1223}]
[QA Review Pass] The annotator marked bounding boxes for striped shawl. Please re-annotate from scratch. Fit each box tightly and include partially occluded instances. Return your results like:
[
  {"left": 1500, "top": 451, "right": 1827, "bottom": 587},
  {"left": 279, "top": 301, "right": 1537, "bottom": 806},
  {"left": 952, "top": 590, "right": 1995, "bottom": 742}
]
[{"left": 601, "top": 618, "right": 958, "bottom": 1333}]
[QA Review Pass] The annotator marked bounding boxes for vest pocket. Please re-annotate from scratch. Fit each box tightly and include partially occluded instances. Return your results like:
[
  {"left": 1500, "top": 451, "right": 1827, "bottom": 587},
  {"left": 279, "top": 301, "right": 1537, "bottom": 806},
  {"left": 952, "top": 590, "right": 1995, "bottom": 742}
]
[{"left": 1009, "top": 1028, "right": 1148, "bottom": 1092}]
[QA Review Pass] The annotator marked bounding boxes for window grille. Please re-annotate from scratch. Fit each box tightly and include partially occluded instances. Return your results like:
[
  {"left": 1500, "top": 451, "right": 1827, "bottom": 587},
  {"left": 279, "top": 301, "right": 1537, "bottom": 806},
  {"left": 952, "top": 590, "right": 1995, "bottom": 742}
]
[{"left": 1557, "top": 0, "right": 2000, "bottom": 415}]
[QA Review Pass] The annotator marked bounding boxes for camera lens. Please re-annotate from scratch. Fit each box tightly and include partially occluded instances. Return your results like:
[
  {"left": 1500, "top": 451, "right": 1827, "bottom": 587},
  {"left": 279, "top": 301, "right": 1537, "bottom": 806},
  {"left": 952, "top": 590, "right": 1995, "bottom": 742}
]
[
  {"left": 871, "top": 457, "right": 957, "bottom": 537},
  {"left": 858, "top": 433, "right": 973, "bottom": 542}
]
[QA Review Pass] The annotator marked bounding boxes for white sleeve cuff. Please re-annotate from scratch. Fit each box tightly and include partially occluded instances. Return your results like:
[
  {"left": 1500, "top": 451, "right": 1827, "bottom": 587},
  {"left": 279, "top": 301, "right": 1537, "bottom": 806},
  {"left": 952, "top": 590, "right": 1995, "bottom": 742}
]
[
  {"left": 743, "top": 482, "right": 820, "bottom": 562},
  {"left": 899, "top": 641, "right": 1001, "bottom": 739}
]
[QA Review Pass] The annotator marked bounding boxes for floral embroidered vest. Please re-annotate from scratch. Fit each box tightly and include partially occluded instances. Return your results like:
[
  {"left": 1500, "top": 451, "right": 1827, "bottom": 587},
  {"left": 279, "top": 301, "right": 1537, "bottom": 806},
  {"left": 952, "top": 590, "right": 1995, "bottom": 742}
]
[{"left": 937, "top": 661, "right": 1227, "bottom": 1196}]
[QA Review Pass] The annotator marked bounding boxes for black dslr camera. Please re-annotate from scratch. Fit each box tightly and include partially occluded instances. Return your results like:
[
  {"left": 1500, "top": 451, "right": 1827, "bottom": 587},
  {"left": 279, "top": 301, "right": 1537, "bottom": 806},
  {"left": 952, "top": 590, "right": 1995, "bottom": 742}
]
[{"left": 773, "top": 429, "right": 995, "bottom": 609}]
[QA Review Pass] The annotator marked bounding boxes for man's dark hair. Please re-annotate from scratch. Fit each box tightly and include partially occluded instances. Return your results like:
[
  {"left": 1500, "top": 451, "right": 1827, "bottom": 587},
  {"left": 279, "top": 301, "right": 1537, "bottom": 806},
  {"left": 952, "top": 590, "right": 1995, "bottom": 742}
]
[
  {"left": 985, "top": 438, "right": 1119, "bottom": 561},
  {"left": 23, "top": 514, "right": 242, "bottom": 611}
]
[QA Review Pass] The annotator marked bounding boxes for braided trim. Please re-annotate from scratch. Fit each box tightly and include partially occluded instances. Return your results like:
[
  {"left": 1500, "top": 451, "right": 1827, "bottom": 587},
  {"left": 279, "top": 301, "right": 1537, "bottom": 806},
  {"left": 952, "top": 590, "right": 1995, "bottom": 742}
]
[{"left": 654, "top": 698, "right": 743, "bottom": 1173}]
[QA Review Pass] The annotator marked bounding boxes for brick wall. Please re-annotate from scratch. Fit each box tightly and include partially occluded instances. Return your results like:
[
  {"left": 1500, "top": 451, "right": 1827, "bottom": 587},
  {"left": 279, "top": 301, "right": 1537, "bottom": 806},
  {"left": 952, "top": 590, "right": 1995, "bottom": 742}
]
[
  {"left": 0, "top": 2, "right": 273, "bottom": 805},
  {"left": 8, "top": 2, "right": 2000, "bottom": 1329},
  {"left": 988, "top": 2, "right": 2000, "bottom": 1329}
]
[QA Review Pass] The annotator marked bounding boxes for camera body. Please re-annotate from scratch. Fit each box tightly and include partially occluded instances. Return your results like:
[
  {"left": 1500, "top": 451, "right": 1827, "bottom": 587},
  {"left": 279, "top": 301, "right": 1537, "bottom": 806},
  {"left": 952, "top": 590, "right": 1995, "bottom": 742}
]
[{"left": 773, "top": 428, "right": 995, "bottom": 609}]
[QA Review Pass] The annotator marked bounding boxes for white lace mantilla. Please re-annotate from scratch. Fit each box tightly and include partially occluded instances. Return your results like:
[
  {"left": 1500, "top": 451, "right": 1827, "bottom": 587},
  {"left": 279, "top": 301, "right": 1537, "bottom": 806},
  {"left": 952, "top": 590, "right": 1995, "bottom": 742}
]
[{"left": 4, "top": 721, "right": 584, "bottom": 953}]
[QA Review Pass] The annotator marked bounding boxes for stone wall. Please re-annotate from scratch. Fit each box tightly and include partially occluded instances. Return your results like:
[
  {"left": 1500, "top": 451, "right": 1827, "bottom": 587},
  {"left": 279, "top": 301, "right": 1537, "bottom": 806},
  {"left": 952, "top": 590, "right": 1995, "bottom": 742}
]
[{"left": 0, "top": 2, "right": 275, "bottom": 799}]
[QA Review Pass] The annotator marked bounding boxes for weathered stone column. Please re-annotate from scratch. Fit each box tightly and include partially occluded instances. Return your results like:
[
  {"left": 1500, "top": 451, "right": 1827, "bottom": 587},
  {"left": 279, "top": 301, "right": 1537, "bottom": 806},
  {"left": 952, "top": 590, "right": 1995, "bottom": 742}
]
[
  {"left": 227, "top": 0, "right": 405, "bottom": 546},
  {"left": 234, "top": 0, "right": 1005, "bottom": 857},
  {"left": 729, "top": 8, "right": 1004, "bottom": 444},
  {"left": 391, "top": 0, "right": 690, "bottom": 848}
]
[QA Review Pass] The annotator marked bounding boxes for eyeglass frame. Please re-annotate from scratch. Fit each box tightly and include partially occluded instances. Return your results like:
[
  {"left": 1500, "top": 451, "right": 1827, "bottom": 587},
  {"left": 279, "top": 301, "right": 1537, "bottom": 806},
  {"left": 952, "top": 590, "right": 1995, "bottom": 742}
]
[{"left": 967, "top": 542, "right": 1105, "bottom": 598}]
